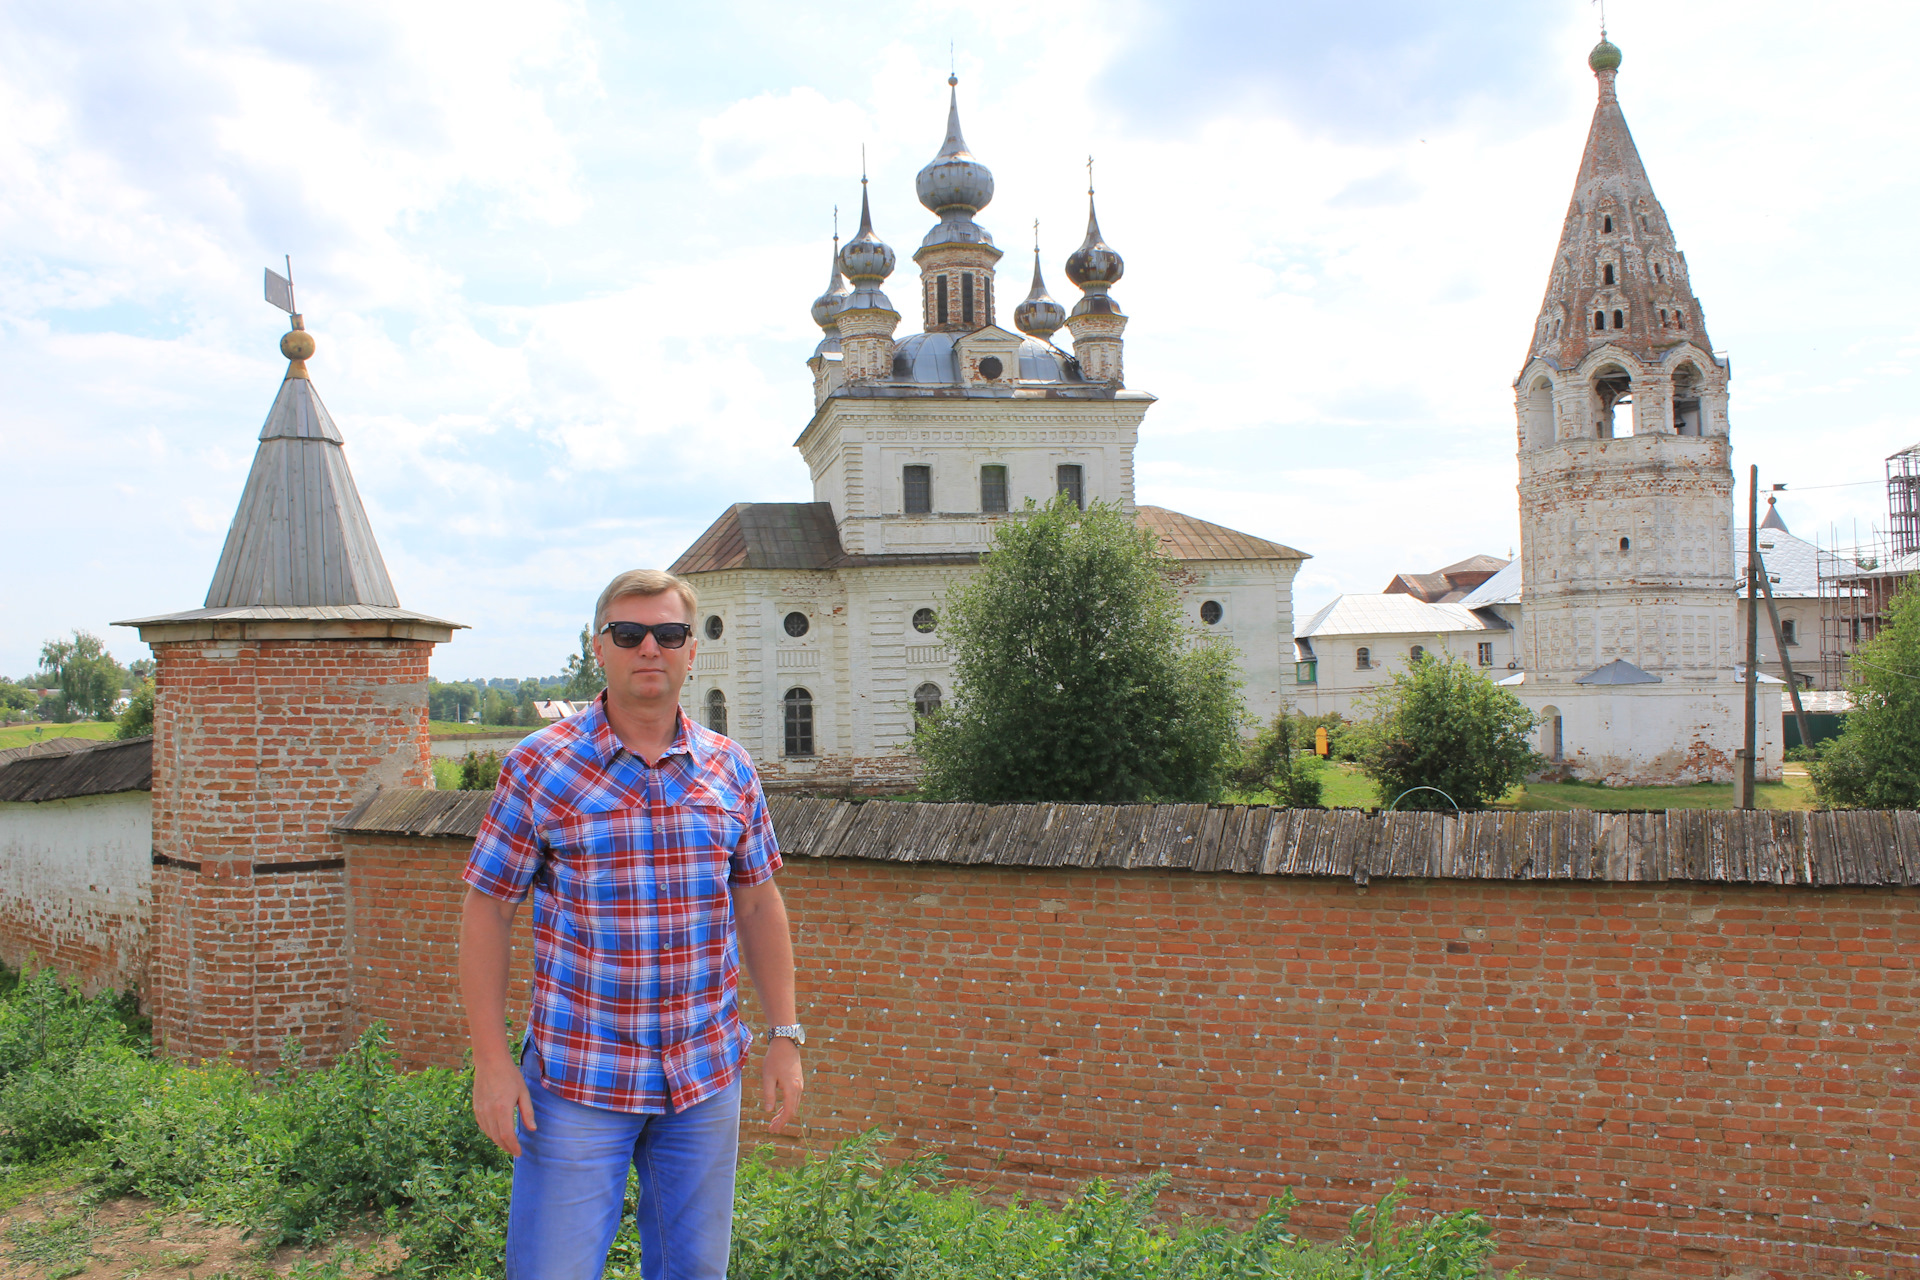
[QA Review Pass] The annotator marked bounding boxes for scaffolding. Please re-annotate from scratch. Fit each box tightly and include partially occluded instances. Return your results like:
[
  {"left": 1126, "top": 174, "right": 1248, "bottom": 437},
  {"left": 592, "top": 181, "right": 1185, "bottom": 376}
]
[
  {"left": 1816, "top": 527, "right": 1920, "bottom": 690},
  {"left": 1891, "top": 442, "right": 1920, "bottom": 558}
]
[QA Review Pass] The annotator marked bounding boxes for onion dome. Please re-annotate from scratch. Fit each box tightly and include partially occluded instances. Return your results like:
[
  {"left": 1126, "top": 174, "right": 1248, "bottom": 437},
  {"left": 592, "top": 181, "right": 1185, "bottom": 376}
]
[
  {"left": 1588, "top": 34, "right": 1622, "bottom": 72},
  {"left": 838, "top": 177, "right": 896, "bottom": 286},
  {"left": 915, "top": 76, "right": 994, "bottom": 218},
  {"left": 1064, "top": 191, "right": 1124, "bottom": 289},
  {"left": 810, "top": 233, "right": 851, "bottom": 329},
  {"left": 1014, "top": 242, "right": 1065, "bottom": 341}
]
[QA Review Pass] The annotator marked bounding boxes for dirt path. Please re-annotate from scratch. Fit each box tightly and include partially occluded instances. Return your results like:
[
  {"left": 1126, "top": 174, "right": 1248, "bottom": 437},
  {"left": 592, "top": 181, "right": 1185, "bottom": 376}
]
[{"left": 0, "top": 1188, "right": 403, "bottom": 1280}]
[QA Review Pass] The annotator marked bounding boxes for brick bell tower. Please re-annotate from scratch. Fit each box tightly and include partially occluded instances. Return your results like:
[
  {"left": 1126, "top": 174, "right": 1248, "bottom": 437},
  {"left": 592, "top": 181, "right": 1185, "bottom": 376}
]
[
  {"left": 1510, "top": 33, "right": 1749, "bottom": 784},
  {"left": 117, "top": 310, "right": 462, "bottom": 1067}
]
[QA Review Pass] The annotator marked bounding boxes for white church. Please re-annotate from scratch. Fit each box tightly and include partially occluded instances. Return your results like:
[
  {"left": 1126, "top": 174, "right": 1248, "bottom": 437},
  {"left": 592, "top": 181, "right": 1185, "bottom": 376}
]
[{"left": 670, "top": 79, "right": 1309, "bottom": 790}]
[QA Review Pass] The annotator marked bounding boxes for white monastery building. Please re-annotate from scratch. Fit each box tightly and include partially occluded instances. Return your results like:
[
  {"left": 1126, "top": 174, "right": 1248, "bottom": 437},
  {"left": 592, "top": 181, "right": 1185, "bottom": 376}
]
[
  {"left": 1292, "top": 36, "right": 1783, "bottom": 785},
  {"left": 671, "top": 80, "right": 1308, "bottom": 790}
]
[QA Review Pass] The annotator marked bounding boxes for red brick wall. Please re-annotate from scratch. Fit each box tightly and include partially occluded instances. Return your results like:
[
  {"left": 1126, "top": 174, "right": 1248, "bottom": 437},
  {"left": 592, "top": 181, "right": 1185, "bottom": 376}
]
[
  {"left": 149, "top": 636, "right": 433, "bottom": 1067},
  {"left": 335, "top": 839, "right": 1918, "bottom": 1279},
  {"left": 342, "top": 832, "right": 532, "bottom": 1068}
]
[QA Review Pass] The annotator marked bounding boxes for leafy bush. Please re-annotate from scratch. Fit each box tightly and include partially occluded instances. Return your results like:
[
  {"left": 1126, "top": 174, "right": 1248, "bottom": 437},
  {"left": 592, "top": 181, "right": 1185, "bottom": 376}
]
[
  {"left": 1230, "top": 711, "right": 1325, "bottom": 808},
  {"left": 915, "top": 495, "right": 1244, "bottom": 804},
  {"left": 0, "top": 967, "right": 151, "bottom": 1161},
  {"left": 458, "top": 749, "right": 506, "bottom": 791},
  {"left": 114, "top": 678, "right": 154, "bottom": 739},
  {"left": 1357, "top": 654, "right": 1540, "bottom": 811},
  {"left": 1811, "top": 581, "right": 1920, "bottom": 809}
]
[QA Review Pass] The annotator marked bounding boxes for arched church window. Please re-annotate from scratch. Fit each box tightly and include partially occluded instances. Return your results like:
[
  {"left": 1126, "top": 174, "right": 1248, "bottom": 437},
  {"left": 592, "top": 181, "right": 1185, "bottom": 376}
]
[
  {"left": 783, "top": 612, "right": 809, "bottom": 638},
  {"left": 1602, "top": 214, "right": 1613, "bottom": 233},
  {"left": 1675, "top": 310, "right": 1687, "bottom": 329},
  {"left": 912, "top": 608, "right": 937, "bottom": 634},
  {"left": 1409, "top": 645, "right": 1425, "bottom": 662},
  {"left": 705, "top": 688, "right": 728, "bottom": 736},
  {"left": 913, "top": 683, "right": 942, "bottom": 719},
  {"left": 1356, "top": 647, "right": 1372, "bottom": 670},
  {"left": 1619, "top": 536, "right": 1631, "bottom": 552},
  {"left": 937, "top": 275, "right": 949, "bottom": 326},
  {"left": 705, "top": 615, "right": 724, "bottom": 640},
  {"left": 1654, "top": 262, "right": 1663, "bottom": 281},
  {"left": 1603, "top": 263, "right": 1615, "bottom": 285},
  {"left": 1612, "top": 310, "right": 1625, "bottom": 328},
  {"left": 1200, "top": 600, "right": 1223, "bottom": 625},
  {"left": 1594, "top": 311, "right": 1606, "bottom": 331},
  {"left": 1660, "top": 309, "right": 1668, "bottom": 326},
  {"left": 782, "top": 688, "right": 813, "bottom": 757},
  {"left": 962, "top": 272, "right": 975, "bottom": 326}
]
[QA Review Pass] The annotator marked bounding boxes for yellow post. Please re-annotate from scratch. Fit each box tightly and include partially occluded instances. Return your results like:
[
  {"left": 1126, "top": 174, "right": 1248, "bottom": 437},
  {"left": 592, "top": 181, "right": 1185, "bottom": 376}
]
[{"left": 1315, "top": 726, "right": 1330, "bottom": 758}]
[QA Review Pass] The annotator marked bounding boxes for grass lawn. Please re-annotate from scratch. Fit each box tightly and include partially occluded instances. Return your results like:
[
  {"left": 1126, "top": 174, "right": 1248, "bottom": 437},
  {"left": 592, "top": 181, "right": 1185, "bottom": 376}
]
[
  {"left": 428, "top": 719, "right": 539, "bottom": 736},
  {"left": 1235, "top": 761, "right": 1821, "bottom": 812},
  {"left": 0, "top": 721, "right": 119, "bottom": 751}
]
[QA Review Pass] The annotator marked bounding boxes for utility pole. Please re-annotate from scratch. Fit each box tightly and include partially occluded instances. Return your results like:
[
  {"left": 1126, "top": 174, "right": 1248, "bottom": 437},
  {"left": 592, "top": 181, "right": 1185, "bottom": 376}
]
[{"left": 1742, "top": 465, "right": 1759, "bottom": 808}]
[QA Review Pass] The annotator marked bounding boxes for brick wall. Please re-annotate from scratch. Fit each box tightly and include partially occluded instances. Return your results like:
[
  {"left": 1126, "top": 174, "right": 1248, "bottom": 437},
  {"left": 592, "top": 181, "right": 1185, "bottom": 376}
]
[
  {"left": 342, "top": 832, "right": 532, "bottom": 1068},
  {"left": 150, "top": 635, "right": 433, "bottom": 1067},
  {"left": 337, "top": 833, "right": 1917, "bottom": 1280}
]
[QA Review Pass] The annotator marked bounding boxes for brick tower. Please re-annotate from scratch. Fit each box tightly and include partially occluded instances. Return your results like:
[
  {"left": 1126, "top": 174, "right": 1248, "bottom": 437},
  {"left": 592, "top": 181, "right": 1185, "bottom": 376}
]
[
  {"left": 118, "top": 314, "right": 461, "bottom": 1067},
  {"left": 1510, "top": 34, "right": 1769, "bottom": 784}
]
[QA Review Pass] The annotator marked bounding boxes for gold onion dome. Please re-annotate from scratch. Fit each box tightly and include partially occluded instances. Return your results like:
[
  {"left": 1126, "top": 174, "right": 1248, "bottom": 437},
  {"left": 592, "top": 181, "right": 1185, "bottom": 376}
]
[
  {"left": 915, "top": 76, "right": 994, "bottom": 220},
  {"left": 1589, "top": 35, "right": 1622, "bottom": 72},
  {"left": 1014, "top": 244, "right": 1065, "bottom": 341}
]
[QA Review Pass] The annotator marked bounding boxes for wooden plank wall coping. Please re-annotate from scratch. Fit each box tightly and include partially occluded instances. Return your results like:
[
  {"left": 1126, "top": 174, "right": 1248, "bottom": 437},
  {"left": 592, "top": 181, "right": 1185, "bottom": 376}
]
[{"left": 332, "top": 789, "right": 1920, "bottom": 887}]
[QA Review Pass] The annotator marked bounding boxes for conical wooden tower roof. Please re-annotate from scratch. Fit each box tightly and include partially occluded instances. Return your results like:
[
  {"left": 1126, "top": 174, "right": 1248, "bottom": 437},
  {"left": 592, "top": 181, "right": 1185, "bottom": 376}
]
[
  {"left": 118, "top": 321, "right": 460, "bottom": 641},
  {"left": 1524, "top": 37, "right": 1712, "bottom": 370}
]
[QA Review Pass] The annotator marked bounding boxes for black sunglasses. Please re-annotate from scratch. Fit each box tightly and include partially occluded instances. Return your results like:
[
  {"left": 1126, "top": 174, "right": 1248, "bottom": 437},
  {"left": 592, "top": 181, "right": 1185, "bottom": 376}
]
[{"left": 599, "top": 621, "right": 694, "bottom": 650}]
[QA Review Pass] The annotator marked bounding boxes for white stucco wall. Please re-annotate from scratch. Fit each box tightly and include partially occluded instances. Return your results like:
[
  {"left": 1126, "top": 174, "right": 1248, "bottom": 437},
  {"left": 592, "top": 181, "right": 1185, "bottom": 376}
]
[{"left": 0, "top": 791, "right": 152, "bottom": 994}]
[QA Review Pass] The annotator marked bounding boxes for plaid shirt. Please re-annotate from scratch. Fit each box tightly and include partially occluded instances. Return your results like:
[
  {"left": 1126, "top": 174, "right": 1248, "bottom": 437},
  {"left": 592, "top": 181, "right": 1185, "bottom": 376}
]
[{"left": 463, "top": 696, "right": 781, "bottom": 1114}]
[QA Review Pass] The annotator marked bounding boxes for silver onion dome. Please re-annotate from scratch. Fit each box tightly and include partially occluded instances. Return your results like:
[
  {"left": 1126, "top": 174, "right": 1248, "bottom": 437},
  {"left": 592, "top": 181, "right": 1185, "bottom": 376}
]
[
  {"left": 915, "top": 77, "right": 994, "bottom": 217},
  {"left": 810, "top": 234, "right": 851, "bottom": 329},
  {"left": 840, "top": 179, "right": 898, "bottom": 285},
  {"left": 1014, "top": 246, "right": 1065, "bottom": 340},
  {"left": 1064, "top": 190, "right": 1124, "bottom": 289}
]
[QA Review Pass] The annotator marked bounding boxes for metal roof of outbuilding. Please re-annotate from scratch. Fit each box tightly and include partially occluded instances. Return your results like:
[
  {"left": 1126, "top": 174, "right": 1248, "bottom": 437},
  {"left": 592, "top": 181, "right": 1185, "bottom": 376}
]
[{"left": 1297, "top": 595, "right": 1503, "bottom": 638}]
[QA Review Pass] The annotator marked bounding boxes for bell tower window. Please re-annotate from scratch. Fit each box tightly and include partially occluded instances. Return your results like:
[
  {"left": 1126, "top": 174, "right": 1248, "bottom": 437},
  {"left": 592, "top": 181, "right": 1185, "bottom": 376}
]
[
  {"left": 1612, "top": 309, "right": 1625, "bottom": 328},
  {"left": 936, "top": 275, "right": 948, "bottom": 326},
  {"left": 1602, "top": 214, "right": 1613, "bottom": 232},
  {"left": 962, "top": 272, "right": 975, "bottom": 326},
  {"left": 1603, "top": 263, "right": 1615, "bottom": 284},
  {"left": 1594, "top": 311, "right": 1606, "bottom": 331}
]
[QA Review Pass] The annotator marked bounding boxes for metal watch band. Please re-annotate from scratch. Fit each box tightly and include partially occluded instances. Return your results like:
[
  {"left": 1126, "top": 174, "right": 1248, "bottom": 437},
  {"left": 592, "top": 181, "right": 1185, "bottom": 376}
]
[{"left": 769, "top": 1023, "right": 806, "bottom": 1046}]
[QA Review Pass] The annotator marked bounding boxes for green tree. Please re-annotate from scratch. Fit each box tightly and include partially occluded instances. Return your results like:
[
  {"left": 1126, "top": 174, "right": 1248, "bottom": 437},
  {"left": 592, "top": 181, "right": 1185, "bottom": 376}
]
[
  {"left": 1811, "top": 581, "right": 1920, "bottom": 809},
  {"left": 913, "top": 495, "right": 1244, "bottom": 803},
  {"left": 0, "top": 680, "right": 36, "bottom": 720},
  {"left": 1357, "top": 652, "right": 1539, "bottom": 810},
  {"left": 114, "top": 679, "right": 154, "bottom": 739},
  {"left": 38, "top": 631, "right": 128, "bottom": 722},
  {"left": 560, "top": 627, "right": 604, "bottom": 700},
  {"left": 1229, "top": 708, "right": 1325, "bottom": 808}
]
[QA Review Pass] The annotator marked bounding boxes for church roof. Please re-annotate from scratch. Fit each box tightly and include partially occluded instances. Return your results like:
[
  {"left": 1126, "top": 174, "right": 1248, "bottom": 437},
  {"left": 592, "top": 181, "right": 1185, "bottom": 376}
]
[
  {"left": 672, "top": 503, "right": 1307, "bottom": 576},
  {"left": 671, "top": 503, "right": 846, "bottom": 574},
  {"left": 1297, "top": 595, "right": 1502, "bottom": 639},
  {"left": 1458, "top": 558, "right": 1522, "bottom": 605},
  {"left": 1735, "top": 526, "right": 1822, "bottom": 599},
  {"left": 1574, "top": 658, "right": 1662, "bottom": 685},
  {"left": 1524, "top": 37, "right": 1713, "bottom": 371},
  {"left": 1137, "top": 506, "right": 1307, "bottom": 562}
]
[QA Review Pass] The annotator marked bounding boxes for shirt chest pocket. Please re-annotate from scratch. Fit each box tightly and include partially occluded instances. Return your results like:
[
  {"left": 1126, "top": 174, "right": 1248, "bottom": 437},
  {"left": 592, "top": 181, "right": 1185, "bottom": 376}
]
[{"left": 539, "top": 801, "right": 745, "bottom": 930}]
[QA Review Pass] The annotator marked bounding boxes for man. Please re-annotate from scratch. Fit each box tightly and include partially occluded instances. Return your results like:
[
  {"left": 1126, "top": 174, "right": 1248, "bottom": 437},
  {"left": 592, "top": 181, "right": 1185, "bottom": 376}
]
[{"left": 460, "top": 568, "right": 803, "bottom": 1280}]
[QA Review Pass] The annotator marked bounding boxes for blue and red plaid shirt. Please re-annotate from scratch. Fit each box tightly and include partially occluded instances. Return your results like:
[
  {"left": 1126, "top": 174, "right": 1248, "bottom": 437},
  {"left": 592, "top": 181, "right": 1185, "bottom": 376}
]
[{"left": 463, "top": 695, "right": 781, "bottom": 1114}]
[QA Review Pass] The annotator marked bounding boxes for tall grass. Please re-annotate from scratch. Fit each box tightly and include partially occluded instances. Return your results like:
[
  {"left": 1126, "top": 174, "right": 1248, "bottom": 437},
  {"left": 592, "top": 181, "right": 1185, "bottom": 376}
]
[{"left": 0, "top": 968, "right": 1520, "bottom": 1278}]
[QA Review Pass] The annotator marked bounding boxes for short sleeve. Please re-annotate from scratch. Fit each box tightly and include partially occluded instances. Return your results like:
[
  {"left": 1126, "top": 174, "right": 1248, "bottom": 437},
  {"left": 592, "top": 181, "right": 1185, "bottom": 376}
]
[
  {"left": 463, "top": 754, "right": 546, "bottom": 902},
  {"left": 728, "top": 759, "right": 782, "bottom": 888}
]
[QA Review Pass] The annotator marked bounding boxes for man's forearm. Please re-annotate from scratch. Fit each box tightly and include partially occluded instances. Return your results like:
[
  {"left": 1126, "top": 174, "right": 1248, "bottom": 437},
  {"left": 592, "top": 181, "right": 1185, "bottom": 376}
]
[
  {"left": 733, "top": 882, "right": 797, "bottom": 1025},
  {"left": 460, "top": 887, "right": 520, "bottom": 1067}
]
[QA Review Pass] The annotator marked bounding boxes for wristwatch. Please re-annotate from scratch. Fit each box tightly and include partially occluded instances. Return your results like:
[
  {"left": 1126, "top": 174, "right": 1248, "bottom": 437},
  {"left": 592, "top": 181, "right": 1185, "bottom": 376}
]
[{"left": 768, "top": 1023, "right": 806, "bottom": 1046}]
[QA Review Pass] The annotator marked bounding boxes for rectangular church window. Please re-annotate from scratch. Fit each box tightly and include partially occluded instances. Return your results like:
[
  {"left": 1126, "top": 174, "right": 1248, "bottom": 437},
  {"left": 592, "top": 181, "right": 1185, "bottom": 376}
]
[
  {"left": 962, "top": 272, "right": 975, "bottom": 326},
  {"left": 1056, "top": 464, "right": 1083, "bottom": 510},
  {"left": 980, "top": 465, "right": 1008, "bottom": 513},
  {"left": 904, "top": 465, "right": 931, "bottom": 514}
]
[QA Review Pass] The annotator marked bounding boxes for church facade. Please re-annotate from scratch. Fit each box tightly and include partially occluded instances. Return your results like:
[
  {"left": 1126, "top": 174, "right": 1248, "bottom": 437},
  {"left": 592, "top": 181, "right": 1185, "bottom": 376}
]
[{"left": 670, "top": 81, "right": 1307, "bottom": 790}]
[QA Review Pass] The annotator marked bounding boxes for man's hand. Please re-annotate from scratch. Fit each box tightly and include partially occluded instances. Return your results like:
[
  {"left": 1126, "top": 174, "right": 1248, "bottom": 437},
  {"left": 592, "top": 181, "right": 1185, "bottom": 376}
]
[
  {"left": 473, "top": 1054, "right": 536, "bottom": 1158},
  {"left": 762, "top": 1036, "right": 804, "bottom": 1133}
]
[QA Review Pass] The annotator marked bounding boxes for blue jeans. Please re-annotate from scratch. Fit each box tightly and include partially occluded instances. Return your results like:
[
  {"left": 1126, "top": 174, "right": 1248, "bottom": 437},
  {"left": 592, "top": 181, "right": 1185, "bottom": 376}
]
[{"left": 507, "top": 1043, "right": 741, "bottom": 1280}]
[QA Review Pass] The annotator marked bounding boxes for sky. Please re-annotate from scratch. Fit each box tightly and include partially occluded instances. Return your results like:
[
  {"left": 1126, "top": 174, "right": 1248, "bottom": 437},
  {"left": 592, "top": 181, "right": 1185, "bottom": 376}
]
[{"left": 4, "top": 0, "right": 1917, "bottom": 681}]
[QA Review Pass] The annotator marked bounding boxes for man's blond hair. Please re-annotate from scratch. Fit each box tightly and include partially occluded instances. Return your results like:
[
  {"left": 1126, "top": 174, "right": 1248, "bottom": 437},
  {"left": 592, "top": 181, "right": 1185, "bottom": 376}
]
[{"left": 594, "top": 570, "right": 700, "bottom": 631}]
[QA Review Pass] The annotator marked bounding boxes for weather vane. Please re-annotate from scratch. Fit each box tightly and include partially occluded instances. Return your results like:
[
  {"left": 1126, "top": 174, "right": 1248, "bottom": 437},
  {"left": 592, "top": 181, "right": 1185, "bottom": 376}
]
[
  {"left": 263, "top": 255, "right": 296, "bottom": 318},
  {"left": 1592, "top": 0, "right": 1607, "bottom": 36}
]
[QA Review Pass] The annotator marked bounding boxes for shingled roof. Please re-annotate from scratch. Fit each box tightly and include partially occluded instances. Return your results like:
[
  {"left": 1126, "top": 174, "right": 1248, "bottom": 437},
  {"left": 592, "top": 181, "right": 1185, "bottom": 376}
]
[
  {"left": 0, "top": 736, "right": 152, "bottom": 803},
  {"left": 671, "top": 503, "right": 846, "bottom": 574},
  {"left": 1136, "top": 506, "right": 1308, "bottom": 562}
]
